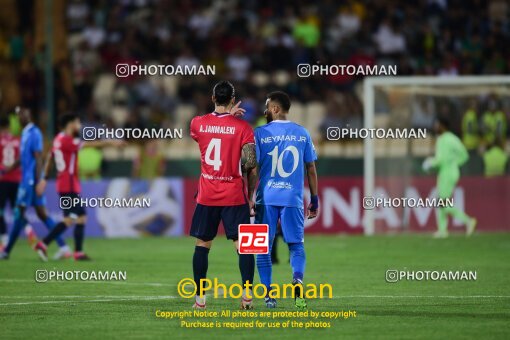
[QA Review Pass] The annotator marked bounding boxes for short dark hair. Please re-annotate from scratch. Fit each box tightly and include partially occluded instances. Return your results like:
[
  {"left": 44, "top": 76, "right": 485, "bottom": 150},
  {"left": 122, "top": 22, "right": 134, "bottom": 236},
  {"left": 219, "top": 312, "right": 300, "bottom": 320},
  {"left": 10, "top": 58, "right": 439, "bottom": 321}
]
[
  {"left": 436, "top": 115, "right": 451, "bottom": 130},
  {"left": 0, "top": 115, "right": 9, "bottom": 128},
  {"left": 213, "top": 81, "right": 235, "bottom": 106},
  {"left": 267, "top": 91, "right": 291, "bottom": 112},
  {"left": 59, "top": 113, "right": 79, "bottom": 129}
]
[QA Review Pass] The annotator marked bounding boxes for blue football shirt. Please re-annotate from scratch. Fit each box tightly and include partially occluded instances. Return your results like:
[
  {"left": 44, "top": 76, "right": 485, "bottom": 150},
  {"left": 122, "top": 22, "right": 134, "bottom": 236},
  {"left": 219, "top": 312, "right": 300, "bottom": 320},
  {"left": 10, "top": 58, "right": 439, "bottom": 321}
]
[
  {"left": 255, "top": 120, "right": 317, "bottom": 208},
  {"left": 20, "top": 123, "right": 43, "bottom": 185}
]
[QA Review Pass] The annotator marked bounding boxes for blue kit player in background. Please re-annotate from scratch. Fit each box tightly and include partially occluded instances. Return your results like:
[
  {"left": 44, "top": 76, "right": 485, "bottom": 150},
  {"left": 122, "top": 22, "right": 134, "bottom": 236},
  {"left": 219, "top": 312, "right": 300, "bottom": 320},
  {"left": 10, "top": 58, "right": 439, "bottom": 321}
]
[
  {"left": 254, "top": 91, "right": 319, "bottom": 309},
  {"left": 0, "top": 107, "right": 70, "bottom": 260}
]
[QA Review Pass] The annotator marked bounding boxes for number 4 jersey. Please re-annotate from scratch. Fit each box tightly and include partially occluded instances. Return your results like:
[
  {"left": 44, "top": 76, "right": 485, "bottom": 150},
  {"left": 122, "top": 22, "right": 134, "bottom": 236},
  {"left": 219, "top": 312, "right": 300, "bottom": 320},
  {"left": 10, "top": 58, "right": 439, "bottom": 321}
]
[
  {"left": 52, "top": 132, "right": 83, "bottom": 194},
  {"left": 255, "top": 120, "right": 317, "bottom": 208},
  {"left": 190, "top": 112, "right": 254, "bottom": 206}
]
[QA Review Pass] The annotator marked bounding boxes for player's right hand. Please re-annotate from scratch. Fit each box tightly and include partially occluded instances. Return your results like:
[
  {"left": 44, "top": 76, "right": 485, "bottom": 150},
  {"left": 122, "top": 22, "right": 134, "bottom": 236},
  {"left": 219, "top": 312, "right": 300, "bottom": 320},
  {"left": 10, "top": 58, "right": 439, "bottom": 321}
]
[
  {"left": 229, "top": 101, "right": 246, "bottom": 117},
  {"left": 0, "top": 164, "right": 12, "bottom": 175},
  {"left": 36, "top": 179, "right": 47, "bottom": 196},
  {"left": 249, "top": 199, "right": 256, "bottom": 217},
  {"left": 422, "top": 157, "right": 434, "bottom": 172}
]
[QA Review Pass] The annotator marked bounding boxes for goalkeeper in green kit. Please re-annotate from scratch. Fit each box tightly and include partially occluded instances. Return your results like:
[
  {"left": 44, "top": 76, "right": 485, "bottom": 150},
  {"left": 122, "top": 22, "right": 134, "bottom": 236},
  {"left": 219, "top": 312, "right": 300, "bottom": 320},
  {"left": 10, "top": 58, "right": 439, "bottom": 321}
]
[{"left": 422, "top": 116, "right": 477, "bottom": 238}]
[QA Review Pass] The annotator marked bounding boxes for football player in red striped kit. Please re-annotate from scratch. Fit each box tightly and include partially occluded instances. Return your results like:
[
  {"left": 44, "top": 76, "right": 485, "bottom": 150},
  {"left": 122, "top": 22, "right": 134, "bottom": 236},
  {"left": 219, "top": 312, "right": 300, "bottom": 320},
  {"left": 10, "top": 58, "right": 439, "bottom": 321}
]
[
  {"left": 34, "top": 113, "right": 124, "bottom": 261},
  {"left": 189, "top": 81, "right": 258, "bottom": 310}
]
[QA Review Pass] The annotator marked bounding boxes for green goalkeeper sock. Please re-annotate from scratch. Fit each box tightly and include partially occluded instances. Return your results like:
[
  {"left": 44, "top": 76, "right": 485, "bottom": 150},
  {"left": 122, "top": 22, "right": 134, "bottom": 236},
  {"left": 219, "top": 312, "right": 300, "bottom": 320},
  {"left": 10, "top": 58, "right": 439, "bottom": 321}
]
[
  {"left": 444, "top": 206, "right": 471, "bottom": 225},
  {"left": 437, "top": 208, "right": 448, "bottom": 233}
]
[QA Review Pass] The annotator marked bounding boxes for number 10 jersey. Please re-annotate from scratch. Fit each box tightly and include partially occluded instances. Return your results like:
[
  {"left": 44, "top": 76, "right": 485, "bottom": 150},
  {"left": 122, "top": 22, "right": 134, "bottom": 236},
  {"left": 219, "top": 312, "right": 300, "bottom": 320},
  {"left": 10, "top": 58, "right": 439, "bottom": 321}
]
[{"left": 255, "top": 120, "right": 317, "bottom": 208}]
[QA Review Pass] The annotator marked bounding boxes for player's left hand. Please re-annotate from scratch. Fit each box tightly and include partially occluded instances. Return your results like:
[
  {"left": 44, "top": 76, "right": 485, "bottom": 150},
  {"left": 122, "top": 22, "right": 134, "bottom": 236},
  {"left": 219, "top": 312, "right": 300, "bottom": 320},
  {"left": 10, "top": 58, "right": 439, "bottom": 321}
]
[
  {"left": 306, "top": 204, "right": 318, "bottom": 219},
  {"left": 306, "top": 195, "right": 319, "bottom": 219},
  {"left": 229, "top": 101, "right": 246, "bottom": 117},
  {"left": 36, "top": 179, "right": 47, "bottom": 196}
]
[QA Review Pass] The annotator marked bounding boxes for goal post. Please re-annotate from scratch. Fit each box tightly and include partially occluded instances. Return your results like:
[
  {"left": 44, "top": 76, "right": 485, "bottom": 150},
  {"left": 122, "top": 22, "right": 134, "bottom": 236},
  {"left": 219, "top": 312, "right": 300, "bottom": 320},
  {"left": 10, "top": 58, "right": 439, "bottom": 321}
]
[{"left": 363, "top": 76, "right": 510, "bottom": 236}]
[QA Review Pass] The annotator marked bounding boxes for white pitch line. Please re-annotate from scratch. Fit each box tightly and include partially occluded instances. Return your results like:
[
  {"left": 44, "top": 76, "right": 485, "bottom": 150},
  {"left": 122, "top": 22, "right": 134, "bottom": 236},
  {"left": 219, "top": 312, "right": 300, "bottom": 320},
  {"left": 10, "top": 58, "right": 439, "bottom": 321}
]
[
  {"left": 0, "top": 295, "right": 178, "bottom": 299},
  {"left": 0, "top": 296, "right": 178, "bottom": 306},
  {"left": 1, "top": 295, "right": 509, "bottom": 307},
  {"left": 0, "top": 279, "right": 175, "bottom": 287},
  {"left": 332, "top": 295, "right": 510, "bottom": 299}
]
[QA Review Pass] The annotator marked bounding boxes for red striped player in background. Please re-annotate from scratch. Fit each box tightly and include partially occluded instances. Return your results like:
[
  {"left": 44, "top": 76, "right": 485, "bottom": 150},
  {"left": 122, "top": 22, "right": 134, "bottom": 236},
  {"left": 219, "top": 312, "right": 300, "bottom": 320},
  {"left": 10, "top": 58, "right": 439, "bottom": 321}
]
[{"left": 0, "top": 115, "right": 22, "bottom": 249}]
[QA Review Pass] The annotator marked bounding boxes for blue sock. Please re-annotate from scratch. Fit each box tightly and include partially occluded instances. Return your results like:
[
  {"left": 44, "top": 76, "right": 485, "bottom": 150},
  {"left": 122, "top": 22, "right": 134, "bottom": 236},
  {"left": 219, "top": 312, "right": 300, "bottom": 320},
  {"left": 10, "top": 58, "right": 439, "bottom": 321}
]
[
  {"left": 256, "top": 252, "right": 273, "bottom": 295},
  {"left": 5, "top": 208, "right": 27, "bottom": 254},
  {"left": 288, "top": 243, "right": 306, "bottom": 281},
  {"left": 43, "top": 217, "right": 66, "bottom": 248}
]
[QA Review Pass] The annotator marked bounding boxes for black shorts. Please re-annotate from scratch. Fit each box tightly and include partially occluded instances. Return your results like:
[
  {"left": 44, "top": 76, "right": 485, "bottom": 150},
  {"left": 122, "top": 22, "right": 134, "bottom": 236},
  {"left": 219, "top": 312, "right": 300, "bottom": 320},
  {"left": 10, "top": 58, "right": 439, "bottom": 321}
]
[
  {"left": 59, "top": 193, "right": 86, "bottom": 218},
  {"left": 190, "top": 203, "right": 250, "bottom": 241},
  {"left": 0, "top": 181, "right": 18, "bottom": 210}
]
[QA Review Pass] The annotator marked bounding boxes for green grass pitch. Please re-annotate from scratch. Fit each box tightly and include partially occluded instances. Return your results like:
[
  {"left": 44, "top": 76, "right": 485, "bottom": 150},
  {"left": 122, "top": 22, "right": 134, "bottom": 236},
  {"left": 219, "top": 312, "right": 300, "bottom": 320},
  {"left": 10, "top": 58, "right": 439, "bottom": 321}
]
[{"left": 1, "top": 234, "right": 509, "bottom": 339}]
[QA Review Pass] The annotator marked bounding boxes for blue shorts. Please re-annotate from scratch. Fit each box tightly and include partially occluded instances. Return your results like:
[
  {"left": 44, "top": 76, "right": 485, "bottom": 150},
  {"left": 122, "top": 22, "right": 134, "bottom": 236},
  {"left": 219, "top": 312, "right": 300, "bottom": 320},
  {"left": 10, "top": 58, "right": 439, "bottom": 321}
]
[
  {"left": 16, "top": 182, "right": 45, "bottom": 207},
  {"left": 255, "top": 205, "right": 304, "bottom": 244}
]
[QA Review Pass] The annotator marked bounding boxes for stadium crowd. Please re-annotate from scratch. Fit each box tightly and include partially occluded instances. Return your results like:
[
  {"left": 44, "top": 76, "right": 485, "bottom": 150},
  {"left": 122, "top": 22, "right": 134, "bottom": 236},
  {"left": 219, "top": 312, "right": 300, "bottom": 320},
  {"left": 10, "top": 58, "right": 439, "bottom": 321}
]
[{"left": 0, "top": 0, "right": 509, "bottom": 154}]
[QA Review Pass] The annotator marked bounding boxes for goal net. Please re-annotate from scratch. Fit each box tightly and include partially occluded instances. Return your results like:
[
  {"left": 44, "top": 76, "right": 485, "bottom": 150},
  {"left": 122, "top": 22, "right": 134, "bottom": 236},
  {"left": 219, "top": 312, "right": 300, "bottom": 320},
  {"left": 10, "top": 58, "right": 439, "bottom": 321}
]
[{"left": 362, "top": 76, "right": 510, "bottom": 235}]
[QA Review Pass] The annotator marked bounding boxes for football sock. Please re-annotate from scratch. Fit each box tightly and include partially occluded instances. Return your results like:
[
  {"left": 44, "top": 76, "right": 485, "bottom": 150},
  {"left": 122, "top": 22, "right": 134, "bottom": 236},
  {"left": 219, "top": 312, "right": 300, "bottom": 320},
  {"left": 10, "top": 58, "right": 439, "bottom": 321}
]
[
  {"left": 74, "top": 224, "right": 85, "bottom": 252},
  {"left": 271, "top": 234, "right": 278, "bottom": 263},
  {"left": 193, "top": 246, "right": 209, "bottom": 295},
  {"left": 437, "top": 206, "right": 471, "bottom": 234},
  {"left": 42, "top": 222, "right": 67, "bottom": 246},
  {"left": 238, "top": 253, "right": 255, "bottom": 286},
  {"left": 1, "top": 234, "right": 8, "bottom": 246},
  {"left": 444, "top": 206, "right": 471, "bottom": 225},
  {"left": 0, "top": 211, "right": 6, "bottom": 235},
  {"left": 288, "top": 242, "right": 306, "bottom": 281},
  {"left": 256, "top": 252, "right": 273, "bottom": 294},
  {"left": 437, "top": 207, "right": 448, "bottom": 233},
  {"left": 4, "top": 208, "right": 27, "bottom": 254},
  {"left": 43, "top": 217, "right": 67, "bottom": 248}
]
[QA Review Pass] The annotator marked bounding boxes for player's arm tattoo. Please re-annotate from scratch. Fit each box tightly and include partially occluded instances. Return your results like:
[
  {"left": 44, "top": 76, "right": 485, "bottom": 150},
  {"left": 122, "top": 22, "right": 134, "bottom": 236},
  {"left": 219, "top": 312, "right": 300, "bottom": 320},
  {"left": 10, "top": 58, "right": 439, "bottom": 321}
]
[
  {"left": 242, "top": 143, "right": 258, "bottom": 199},
  {"left": 246, "top": 166, "right": 258, "bottom": 200},
  {"left": 241, "top": 143, "right": 257, "bottom": 171}
]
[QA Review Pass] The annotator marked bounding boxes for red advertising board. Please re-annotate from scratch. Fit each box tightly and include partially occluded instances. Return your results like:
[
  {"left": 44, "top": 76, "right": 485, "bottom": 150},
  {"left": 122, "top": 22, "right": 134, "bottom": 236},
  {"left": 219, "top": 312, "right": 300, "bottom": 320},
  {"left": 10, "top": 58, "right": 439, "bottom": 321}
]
[{"left": 184, "top": 177, "right": 510, "bottom": 234}]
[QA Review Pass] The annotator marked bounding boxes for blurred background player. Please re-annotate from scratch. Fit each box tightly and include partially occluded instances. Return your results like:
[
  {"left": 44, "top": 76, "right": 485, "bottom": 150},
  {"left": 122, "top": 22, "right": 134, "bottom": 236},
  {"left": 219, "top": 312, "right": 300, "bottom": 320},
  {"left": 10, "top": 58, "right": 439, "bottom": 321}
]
[
  {"left": 483, "top": 138, "right": 509, "bottom": 177},
  {"left": 0, "top": 115, "right": 21, "bottom": 249},
  {"left": 481, "top": 96, "right": 507, "bottom": 148},
  {"left": 0, "top": 107, "right": 70, "bottom": 260},
  {"left": 254, "top": 91, "right": 319, "bottom": 309},
  {"left": 423, "top": 116, "right": 477, "bottom": 238},
  {"left": 461, "top": 99, "right": 480, "bottom": 155},
  {"left": 189, "top": 81, "right": 257, "bottom": 310},
  {"left": 34, "top": 113, "right": 124, "bottom": 261}
]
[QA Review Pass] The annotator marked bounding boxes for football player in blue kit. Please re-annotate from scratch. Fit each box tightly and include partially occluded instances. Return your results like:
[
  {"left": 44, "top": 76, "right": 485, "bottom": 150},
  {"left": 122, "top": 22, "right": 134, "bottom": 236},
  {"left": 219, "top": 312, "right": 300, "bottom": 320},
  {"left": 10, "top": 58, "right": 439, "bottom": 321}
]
[{"left": 254, "top": 91, "right": 319, "bottom": 309}]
